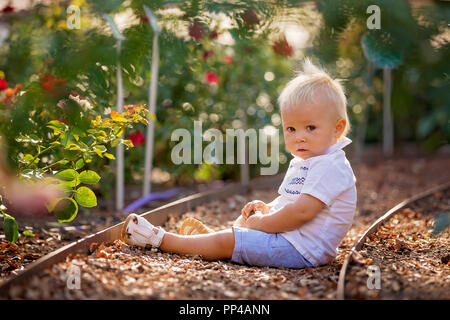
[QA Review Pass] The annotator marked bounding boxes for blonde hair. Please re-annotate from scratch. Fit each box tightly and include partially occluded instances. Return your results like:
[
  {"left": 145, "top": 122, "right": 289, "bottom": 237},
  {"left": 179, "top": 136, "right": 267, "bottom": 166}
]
[{"left": 278, "top": 58, "right": 350, "bottom": 136}]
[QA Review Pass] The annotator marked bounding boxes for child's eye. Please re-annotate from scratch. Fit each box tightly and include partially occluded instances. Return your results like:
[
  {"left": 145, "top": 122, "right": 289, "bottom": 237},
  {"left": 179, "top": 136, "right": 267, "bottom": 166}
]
[
  {"left": 286, "top": 127, "right": 295, "bottom": 133},
  {"left": 306, "top": 125, "right": 316, "bottom": 131}
]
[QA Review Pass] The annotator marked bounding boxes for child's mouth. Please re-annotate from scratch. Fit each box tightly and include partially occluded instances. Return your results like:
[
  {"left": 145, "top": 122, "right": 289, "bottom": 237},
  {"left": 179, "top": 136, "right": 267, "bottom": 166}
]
[{"left": 297, "top": 148, "right": 307, "bottom": 152}]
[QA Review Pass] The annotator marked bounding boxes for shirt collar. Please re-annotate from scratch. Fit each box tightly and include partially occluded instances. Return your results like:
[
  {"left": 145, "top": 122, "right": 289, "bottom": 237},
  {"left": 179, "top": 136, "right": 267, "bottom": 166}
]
[
  {"left": 326, "top": 136, "right": 352, "bottom": 155},
  {"left": 290, "top": 136, "right": 352, "bottom": 166}
]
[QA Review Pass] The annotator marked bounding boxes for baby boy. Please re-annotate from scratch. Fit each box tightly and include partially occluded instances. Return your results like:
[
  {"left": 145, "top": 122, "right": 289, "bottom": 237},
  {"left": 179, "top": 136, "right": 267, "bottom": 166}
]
[{"left": 121, "top": 59, "right": 357, "bottom": 269}]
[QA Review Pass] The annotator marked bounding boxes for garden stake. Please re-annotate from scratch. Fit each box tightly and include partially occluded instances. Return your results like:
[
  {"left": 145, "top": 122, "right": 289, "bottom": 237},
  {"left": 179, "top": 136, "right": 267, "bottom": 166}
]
[
  {"left": 361, "top": 33, "right": 403, "bottom": 157},
  {"left": 383, "top": 67, "right": 393, "bottom": 156},
  {"left": 142, "top": 6, "right": 159, "bottom": 197},
  {"left": 103, "top": 14, "right": 126, "bottom": 211}
]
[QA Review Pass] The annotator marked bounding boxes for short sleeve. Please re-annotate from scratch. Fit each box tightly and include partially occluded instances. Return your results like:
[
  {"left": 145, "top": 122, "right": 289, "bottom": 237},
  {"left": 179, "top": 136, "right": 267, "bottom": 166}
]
[{"left": 301, "top": 158, "right": 355, "bottom": 206}]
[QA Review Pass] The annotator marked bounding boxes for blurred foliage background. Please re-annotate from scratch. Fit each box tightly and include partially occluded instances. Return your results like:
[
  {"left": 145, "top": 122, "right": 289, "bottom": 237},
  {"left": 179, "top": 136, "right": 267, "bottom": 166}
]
[{"left": 0, "top": 0, "right": 448, "bottom": 203}]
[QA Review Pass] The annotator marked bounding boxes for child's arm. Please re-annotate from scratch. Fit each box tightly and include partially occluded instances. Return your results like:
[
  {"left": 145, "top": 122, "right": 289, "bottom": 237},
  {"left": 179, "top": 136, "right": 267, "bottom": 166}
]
[{"left": 244, "top": 193, "right": 324, "bottom": 233}]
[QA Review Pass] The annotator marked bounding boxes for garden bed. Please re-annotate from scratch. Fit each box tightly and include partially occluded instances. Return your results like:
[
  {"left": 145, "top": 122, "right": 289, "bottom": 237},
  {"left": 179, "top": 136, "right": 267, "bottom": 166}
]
[
  {"left": 1, "top": 154, "right": 449, "bottom": 299},
  {"left": 344, "top": 189, "right": 450, "bottom": 299}
]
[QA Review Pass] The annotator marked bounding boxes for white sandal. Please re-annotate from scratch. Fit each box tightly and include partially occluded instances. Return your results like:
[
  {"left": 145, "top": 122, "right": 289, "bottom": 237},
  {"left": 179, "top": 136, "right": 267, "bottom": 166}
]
[{"left": 121, "top": 213, "right": 165, "bottom": 248}]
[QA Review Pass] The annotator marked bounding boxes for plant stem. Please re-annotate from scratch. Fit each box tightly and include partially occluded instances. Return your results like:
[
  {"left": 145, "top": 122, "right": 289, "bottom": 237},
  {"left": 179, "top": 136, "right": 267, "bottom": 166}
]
[{"left": 23, "top": 145, "right": 56, "bottom": 170}]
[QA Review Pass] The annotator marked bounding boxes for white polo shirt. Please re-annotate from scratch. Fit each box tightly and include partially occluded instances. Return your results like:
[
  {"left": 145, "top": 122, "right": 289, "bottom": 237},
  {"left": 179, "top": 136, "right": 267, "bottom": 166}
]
[{"left": 268, "top": 136, "right": 357, "bottom": 266}]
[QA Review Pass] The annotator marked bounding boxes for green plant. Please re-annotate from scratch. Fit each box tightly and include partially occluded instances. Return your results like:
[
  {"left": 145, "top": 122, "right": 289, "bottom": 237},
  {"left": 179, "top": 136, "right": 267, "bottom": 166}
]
[{"left": 1, "top": 105, "right": 152, "bottom": 242}]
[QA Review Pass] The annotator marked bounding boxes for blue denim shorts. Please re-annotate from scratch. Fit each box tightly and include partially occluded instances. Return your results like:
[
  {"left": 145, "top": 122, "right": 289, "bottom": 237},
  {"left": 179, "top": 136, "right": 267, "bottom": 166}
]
[{"left": 231, "top": 227, "right": 312, "bottom": 269}]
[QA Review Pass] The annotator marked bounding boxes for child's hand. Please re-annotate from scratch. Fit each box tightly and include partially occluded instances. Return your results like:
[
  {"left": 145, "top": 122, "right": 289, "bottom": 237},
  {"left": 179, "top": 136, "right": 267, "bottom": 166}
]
[{"left": 241, "top": 200, "right": 270, "bottom": 220}]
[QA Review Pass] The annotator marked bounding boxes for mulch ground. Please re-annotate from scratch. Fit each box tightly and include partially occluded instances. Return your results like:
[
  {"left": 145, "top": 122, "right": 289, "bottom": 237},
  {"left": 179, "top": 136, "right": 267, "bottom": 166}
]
[
  {"left": 344, "top": 189, "right": 450, "bottom": 300},
  {"left": 1, "top": 154, "right": 449, "bottom": 299}
]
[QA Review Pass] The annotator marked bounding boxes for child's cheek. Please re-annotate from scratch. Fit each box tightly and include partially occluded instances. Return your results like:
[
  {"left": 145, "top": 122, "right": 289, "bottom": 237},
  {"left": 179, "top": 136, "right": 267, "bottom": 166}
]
[{"left": 285, "top": 135, "right": 294, "bottom": 152}]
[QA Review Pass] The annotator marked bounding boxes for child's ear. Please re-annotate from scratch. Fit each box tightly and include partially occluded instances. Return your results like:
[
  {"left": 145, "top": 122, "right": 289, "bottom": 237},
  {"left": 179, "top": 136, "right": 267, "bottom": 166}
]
[{"left": 335, "top": 118, "right": 346, "bottom": 138}]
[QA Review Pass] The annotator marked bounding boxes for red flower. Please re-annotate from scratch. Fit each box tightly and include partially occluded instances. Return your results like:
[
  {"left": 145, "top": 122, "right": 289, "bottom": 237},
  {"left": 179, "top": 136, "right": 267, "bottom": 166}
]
[
  {"left": 209, "top": 30, "right": 218, "bottom": 40},
  {"left": 4, "top": 88, "right": 14, "bottom": 97},
  {"left": 140, "top": 15, "right": 149, "bottom": 23},
  {"left": 188, "top": 21, "right": 204, "bottom": 41},
  {"left": 205, "top": 72, "right": 219, "bottom": 85},
  {"left": 1, "top": 5, "right": 14, "bottom": 14},
  {"left": 0, "top": 79, "right": 7, "bottom": 91},
  {"left": 203, "top": 50, "right": 213, "bottom": 60},
  {"left": 242, "top": 10, "right": 258, "bottom": 26},
  {"left": 41, "top": 81, "right": 54, "bottom": 92},
  {"left": 129, "top": 132, "right": 145, "bottom": 147},
  {"left": 223, "top": 55, "right": 234, "bottom": 65},
  {"left": 40, "top": 74, "right": 67, "bottom": 94},
  {"left": 272, "top": 38, "right": 294, "bottom": 57}
]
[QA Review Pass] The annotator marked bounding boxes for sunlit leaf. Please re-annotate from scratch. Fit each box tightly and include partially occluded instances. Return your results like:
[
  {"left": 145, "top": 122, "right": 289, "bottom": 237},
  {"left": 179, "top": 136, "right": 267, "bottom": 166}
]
[
  {"left": 47, "top": 197, "right": 78, "bottom": 223},
  {"left": 79, "top": 170, "right": 101, "bottom": 184},
  {"left": 75, "top": 186, "right": 97, "bottom": 208},
  {"left": 3, "top": 214, "right": 18, "bottom": 243}
]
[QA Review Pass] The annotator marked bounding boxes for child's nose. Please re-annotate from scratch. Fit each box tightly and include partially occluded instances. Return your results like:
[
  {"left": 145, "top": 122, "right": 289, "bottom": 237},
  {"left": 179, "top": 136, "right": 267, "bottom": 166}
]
[{"left": 295, "top": 132, "right": 306, "bottom": 142}]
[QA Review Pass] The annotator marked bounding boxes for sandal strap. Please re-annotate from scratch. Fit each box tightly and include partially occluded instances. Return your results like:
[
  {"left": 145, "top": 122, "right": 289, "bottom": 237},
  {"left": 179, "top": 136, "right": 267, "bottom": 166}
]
[{"left": 123, "top": 214, "right": 166, "bottom": 248}]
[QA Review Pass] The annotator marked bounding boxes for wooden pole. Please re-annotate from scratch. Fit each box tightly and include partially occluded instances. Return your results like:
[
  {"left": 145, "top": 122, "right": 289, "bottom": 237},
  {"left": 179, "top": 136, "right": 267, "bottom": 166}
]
[
  {"left": 383, "top": 67, "right": 393, "bottom": 156},
  {"left": 103, "top": 14, "right": 126, "bottom": 211},
  {"left": 116, "top": 39, "right": 124, "bottom": 211},
  {"left": 143, "top": 6, "right": 160, "bottom": 197},
  {"left": 240, "top": 110, "right": 250, "bottom": 190}
]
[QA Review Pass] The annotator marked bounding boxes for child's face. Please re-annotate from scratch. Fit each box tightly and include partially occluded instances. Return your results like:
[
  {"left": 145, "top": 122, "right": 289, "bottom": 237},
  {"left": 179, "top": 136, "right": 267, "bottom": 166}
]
[{"left": 281, "top": 95, "right": 346, "bottom": 160}]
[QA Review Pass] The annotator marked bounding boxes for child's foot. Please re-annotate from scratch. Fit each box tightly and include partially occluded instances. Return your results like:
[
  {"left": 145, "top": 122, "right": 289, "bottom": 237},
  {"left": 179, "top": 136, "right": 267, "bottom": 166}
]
[
  {"left": 121, "top": 213, "right": 165, "bottom": 248},
  {"left": 179, "top": 217, "right": 213, "bottom": 235}
]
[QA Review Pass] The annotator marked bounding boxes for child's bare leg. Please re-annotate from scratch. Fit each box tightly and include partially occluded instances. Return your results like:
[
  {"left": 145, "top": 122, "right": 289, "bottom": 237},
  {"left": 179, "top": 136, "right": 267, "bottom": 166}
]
[{"left": 159, "top": 228, "right": 235, "bottom": 260}]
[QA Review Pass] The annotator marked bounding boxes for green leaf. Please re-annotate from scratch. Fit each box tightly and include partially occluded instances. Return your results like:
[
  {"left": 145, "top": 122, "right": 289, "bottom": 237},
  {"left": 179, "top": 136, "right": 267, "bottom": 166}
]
[
  {"left": 47, "top": 197, "right": 78, "bottom": 223},
  {"left": 83, "top": 153, "right": 93, "bottom": 163},
  {"left": 115, "top": 127, "right": 124, "bottom": 137},
  {"left": 56, "top": 169, "right": 80, "bottom": 187},
  {"left": 20, "top": 154, "right": 39, "bottom": 166},
  {"left": 111, "top": 138, "right": 121, "bottom": 147},
  {"left": 23, "top": 230, "right": 35, "bottom": 237},
  {"left": 3, "top": 214, "right": 19, "bottom": 243},
  {"left": 48, "top": 120, "right": 68, "bottom": 131},
  {"left": 48, "top": 120, "right": 69, "bottom": 136},
  {"left": 56, "top": 169, "right": 79, "bottom": 181},
  {"left": 122, "top": 139, "right": 134, "bottom": 149},
  {"left": 75, "top": 187, "right": 97, "bottom": 208},
  {"left": 67, "top": 144, "right": 85, "bottom": 152},
  {"left": 15, "top": 134, "right": 42, "bottom": 144},
  {"left": 95, "top": 145, "right": 107, "bottom": 153},
  {"left": 61, "top": 178, "right": 80, "bottom": 188},
  {"left": 104, "top": 153, "right": 115, "bottom": 160},
  {"left": 79, "top": 170, "right": 101, "bottom": 184},
  {"left": 75, "top": 159, "right": 85, "bottom": 170},
  {"left": 93, "top": 149, "right": 103, "bottom": 157}
]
